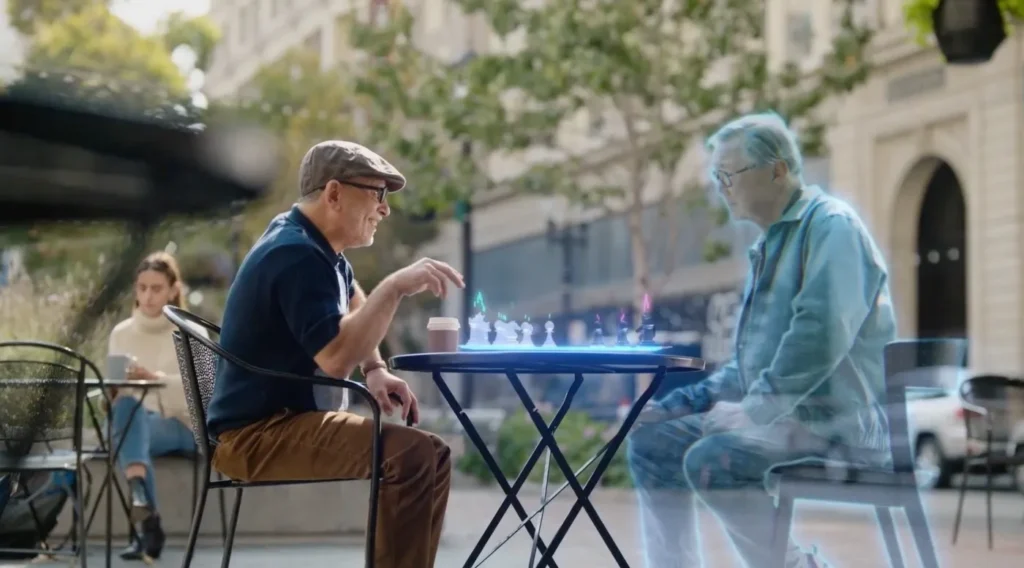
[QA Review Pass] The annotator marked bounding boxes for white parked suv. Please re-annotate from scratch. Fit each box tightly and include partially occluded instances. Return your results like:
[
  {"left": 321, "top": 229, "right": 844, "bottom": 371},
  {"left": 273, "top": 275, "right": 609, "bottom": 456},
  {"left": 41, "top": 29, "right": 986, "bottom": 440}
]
[
  {"left": 903, "top": 366, "right": 988, "bottom": 489},
  {"left": 824, "top": 366, "right": 1004, "bottom": 489}
]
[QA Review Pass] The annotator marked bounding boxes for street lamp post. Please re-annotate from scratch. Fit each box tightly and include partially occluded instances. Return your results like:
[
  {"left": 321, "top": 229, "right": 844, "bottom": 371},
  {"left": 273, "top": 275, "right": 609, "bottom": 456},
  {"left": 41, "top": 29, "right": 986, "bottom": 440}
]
[{"left": 453, "top": 50, "right": 477, "bottom": 408}]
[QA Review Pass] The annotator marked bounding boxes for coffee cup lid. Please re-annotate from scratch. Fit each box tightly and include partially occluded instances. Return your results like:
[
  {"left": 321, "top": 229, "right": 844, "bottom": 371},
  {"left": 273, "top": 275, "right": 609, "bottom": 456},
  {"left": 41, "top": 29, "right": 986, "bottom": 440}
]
[{"left": 427, "top": 317, "right": 461, "bottom": 330}]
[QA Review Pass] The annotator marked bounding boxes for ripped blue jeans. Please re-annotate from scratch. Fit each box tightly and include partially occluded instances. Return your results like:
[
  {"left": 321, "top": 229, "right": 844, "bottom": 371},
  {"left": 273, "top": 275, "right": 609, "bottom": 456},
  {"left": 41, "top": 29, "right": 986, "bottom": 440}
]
[
  {"left": 108, "top": 395, "right": 196, "bottom": 511},
  {"left": 626, "top": 412, "right": 834, "bottom": 568}
]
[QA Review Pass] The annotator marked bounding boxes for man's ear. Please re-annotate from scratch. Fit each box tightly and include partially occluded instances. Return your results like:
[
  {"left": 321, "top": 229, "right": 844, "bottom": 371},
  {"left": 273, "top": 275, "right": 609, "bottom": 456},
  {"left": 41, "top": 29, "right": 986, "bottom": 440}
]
[
  {"left": 772, "top": 160, "right": 788, "bottom": 182},
  {"left": 323, "top": 181, "right": 343, "bottom": 207}
]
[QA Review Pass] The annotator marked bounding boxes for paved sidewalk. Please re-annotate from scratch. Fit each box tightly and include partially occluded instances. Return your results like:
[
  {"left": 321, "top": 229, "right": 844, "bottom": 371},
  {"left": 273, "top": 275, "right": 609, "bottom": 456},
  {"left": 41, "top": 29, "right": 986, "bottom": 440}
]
[{"left": 4, "top": 485, "right": 1023, "bottom": 567}]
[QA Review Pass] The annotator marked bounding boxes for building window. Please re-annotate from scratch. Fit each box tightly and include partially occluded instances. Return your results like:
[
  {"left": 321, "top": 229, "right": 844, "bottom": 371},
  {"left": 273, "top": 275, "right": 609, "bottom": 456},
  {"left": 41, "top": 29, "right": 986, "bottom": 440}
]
[{"left": 786, "top": 11, "right": 814, "bottom": 62}]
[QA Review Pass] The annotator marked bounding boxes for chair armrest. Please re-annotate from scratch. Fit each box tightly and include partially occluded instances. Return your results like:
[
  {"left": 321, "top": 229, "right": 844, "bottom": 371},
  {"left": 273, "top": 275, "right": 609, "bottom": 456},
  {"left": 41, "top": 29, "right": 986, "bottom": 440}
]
[{"left": 232, "top": 366, "right": 414, "bottom": 427}]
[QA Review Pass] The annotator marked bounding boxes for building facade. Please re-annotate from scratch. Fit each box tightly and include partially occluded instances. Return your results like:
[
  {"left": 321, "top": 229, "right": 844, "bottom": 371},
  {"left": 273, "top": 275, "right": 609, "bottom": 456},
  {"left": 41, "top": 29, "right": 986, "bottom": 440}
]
[
  {"left": 205, "top": 1, "right": 1017, "bottom": 390},
  {"left": 204, "top": 0, "right": 485, "bottom": 98}
]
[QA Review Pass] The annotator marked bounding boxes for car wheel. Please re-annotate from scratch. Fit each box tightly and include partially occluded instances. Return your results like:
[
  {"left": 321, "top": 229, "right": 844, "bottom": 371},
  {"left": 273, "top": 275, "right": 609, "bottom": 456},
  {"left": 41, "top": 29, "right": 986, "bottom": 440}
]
[{"left": 915, "top": 437, "right": 952, "bottom": 489}]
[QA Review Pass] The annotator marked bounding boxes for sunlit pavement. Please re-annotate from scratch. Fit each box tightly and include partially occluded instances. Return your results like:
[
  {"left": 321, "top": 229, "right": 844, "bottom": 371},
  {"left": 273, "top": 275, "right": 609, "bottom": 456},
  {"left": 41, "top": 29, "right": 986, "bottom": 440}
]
[{"left": 5, "top": 480, "right": 1024, "bottom": 567}]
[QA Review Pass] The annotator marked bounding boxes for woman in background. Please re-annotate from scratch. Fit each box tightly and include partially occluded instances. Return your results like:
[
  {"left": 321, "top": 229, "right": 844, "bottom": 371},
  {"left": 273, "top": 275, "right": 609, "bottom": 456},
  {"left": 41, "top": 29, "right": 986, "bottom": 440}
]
[{"left": 108, "top": 251, "right": 203, "bottom": 561}]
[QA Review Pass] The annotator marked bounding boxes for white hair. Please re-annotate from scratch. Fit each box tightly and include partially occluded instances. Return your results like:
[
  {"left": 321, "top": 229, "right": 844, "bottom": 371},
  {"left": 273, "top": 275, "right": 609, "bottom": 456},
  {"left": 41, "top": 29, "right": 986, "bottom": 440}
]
[{"left": 706, "top": 111, "right": 804, "bottom": 185}]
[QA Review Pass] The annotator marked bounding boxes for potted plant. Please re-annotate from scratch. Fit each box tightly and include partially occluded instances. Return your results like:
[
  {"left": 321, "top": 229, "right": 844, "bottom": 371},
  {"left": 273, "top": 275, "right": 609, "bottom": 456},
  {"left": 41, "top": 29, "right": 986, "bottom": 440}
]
[{"left": 903, "top": 0, "right": 1024, "bottom": 43}]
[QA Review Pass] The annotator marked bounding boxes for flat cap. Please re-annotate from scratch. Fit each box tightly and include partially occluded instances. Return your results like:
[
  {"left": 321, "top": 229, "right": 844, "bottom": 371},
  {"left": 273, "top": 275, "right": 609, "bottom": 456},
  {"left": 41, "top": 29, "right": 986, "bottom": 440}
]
[{"left": 298, "top": 140, "right": 406, "bottom": 198}]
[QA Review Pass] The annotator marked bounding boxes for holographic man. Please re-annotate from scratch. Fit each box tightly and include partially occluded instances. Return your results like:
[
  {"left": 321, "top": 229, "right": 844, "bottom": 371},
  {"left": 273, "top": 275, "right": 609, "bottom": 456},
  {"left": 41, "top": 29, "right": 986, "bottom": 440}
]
[{"left": 627, "top": 112, "right": 895, "bottom": 568}]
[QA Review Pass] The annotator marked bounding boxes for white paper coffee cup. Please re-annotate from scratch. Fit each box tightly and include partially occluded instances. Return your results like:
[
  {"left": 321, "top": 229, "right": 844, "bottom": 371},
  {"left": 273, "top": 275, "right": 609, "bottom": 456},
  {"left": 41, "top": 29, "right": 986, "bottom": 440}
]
[{"left": 427, "top": 317, "right": 461, "bottom": 352}]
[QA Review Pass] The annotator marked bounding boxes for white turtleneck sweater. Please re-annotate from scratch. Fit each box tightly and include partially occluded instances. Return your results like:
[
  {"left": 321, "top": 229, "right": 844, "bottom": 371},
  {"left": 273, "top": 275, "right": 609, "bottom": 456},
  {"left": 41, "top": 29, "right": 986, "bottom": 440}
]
[{"left": 108, "top": 309, "right": 207, "bottom": 427}]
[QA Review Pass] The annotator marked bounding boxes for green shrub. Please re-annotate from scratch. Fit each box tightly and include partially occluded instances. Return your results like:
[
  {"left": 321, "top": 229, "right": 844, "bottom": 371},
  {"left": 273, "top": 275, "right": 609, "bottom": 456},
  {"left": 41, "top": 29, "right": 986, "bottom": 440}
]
[
  {"left": 456, "top": 409, "right": 634, "bottom": 489},
  {"left": 0, "top": 265, "right": 120, "bottom": 434}
]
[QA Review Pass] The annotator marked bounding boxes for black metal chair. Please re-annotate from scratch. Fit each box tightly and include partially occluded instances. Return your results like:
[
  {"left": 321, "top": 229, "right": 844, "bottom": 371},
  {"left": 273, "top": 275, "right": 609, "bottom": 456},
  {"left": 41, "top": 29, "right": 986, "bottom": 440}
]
[
  {"left": 769, "top": 338, "right": 966, "bottom": 568},
  {"left": 951, "top": 374, "right": 1024, "bottom": 549},
  {"left": 164, "top": 305, "right": 411, "bottom": 568},
  {"left": 0, "top": 340, "right": 91, "bottom": 564}
]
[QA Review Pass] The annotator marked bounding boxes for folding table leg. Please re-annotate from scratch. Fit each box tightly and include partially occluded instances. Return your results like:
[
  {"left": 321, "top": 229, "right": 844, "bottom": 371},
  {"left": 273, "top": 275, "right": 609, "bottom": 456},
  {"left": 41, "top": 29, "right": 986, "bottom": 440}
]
[
  {"left": 524, "top": 369, "right": 667, "bottom": 568},
  {"left": 431, "top": 372, "right": 563, "bottom": 568},
  {"left": 465, "top": 374, "right": 584, "bottom": 568}
]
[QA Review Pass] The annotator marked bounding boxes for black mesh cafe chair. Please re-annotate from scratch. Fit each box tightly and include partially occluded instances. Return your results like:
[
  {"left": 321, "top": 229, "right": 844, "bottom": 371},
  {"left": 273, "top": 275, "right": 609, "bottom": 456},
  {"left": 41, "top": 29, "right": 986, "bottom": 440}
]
[
  {"left": 951, "top": 374, "right": 1024, "bottom": 549},
  {"left": 0, "top": 341, "right": 92, "bottom": 564},
  {"left": 163, "top": 305, "right": 412, "bottom": 568},
  {"left": 769, "top": 338, "right": 966, "bottom": 568}
]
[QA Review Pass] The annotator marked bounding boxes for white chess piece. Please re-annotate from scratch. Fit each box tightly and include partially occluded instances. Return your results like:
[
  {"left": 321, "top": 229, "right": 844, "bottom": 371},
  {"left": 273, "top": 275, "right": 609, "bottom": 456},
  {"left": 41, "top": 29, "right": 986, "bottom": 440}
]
[
  {"left": 492, "top": 320, "right": 510, "bottom": 345},
  {"left": 467, "top": 312, "right": 491, "bottom": 345},
  {"left": 506, "top": 320, "right": 521, "bottom": 345},
  {"left": 519, "top": 321, "right": 534, "bottom": 347},
  {"left": 542, "top": 320, "right": 556, "bottom": 347}
]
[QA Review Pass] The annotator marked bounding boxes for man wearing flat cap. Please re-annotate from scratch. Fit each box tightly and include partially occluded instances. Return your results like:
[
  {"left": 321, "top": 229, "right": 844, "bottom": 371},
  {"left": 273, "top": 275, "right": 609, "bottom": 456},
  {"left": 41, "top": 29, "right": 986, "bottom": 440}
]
[{"left": 207, "top": 140, "right": 464, "bottom": 567}]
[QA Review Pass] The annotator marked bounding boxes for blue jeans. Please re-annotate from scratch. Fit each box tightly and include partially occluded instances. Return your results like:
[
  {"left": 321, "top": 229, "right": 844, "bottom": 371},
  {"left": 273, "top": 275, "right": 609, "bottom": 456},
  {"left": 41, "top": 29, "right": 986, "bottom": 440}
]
[
  {"left": 626, "top": 413, "right": 834, "bottom": 568},
  {"left": 109, "top": 396, "right": 196, "bottom": 511}
]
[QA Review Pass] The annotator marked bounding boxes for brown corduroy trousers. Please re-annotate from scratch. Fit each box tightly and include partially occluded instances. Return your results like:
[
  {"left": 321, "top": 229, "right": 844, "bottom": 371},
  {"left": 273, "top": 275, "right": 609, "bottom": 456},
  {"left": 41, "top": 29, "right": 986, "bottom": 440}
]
[{"left": 212, "top": 409, "right": 451, "bottom": 568}]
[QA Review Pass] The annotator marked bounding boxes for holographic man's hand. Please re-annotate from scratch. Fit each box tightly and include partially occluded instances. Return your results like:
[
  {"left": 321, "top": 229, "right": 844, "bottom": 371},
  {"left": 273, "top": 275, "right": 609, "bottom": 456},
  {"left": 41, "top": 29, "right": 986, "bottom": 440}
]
[{"left": 634, "top": 400, "right": 691, "bottom": 425}]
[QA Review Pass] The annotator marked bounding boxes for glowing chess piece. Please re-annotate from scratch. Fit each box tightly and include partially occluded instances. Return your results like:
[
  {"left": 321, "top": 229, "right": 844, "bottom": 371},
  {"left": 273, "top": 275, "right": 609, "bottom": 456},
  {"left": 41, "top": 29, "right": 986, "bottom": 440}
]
[
  {"left": 636, "top": 313, "right": 657, "bottom": 345},
  {"left": 616, "top": 319, "right": 630, "bottom": 346},
  {"left": 542, "top": 320, "right": 556, "bottom": 347},
  {"left": 492, "top": 320, "right": 510, "bottom": 345},
  {"left": 520, "top": 321, "right": 534, "bottom": 347},
  {"left": 505, "top": 320, "right": 521, "bottom": 344},
  {"left": 466, "top": 312, "right": 491, "bottom": 345}
]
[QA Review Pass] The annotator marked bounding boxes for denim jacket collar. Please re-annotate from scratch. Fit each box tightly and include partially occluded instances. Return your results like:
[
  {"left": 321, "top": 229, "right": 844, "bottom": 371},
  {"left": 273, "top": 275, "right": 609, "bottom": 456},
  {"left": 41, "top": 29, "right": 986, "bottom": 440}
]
[{"left": 748, "top": 185, "right": 823, "bottom": 260}]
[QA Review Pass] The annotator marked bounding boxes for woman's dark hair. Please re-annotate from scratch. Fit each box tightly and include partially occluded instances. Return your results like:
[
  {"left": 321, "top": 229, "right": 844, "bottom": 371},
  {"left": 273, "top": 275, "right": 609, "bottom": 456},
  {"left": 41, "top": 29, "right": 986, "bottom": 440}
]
[{"left": 135, "top": 251, "right": 186, "bottom": 309}]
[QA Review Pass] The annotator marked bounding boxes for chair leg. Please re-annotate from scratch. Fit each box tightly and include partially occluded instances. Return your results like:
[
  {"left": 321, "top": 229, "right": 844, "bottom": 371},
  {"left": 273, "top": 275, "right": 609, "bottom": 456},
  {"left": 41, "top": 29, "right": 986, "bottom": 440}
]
[
  {"left": 771, "top": 492, "right": 796, "bottom": 568},
  {"left": 182, "top": 480, "right": 210, "bottom": 568},
  {"left": 76, "top": 466, "right": 88, "bottom": 568},
  {"left": 220, "top": 488, "right": 243, "bottom": 568},
  {"left": 905, "top": 494, "right": 940, "bottom": 568},
  {"left": 191, "top": 458, "right": 199, "bottom": 519},
  {"left": 217, "top": 473, "right": 228, "bottom": 544},
  {"left": 365, "top": 419, "right": 384, "bottom": 568},
  {"left": 951, "top": 461, "right": 970, "bottom": 545},
  {"left": 874, "top": 506, "right": 904, "bottom": 568},
  {"left": 984, "top": 453, "right": 994, "bottom": 550}
]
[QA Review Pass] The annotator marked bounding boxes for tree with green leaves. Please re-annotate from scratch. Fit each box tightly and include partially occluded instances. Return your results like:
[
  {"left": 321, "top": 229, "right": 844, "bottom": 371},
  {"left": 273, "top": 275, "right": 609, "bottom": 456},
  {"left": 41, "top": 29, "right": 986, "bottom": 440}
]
[
  {"left": 354, "top": 1, "right": 873, "bottom": 318},
  {"left": 5, "top": 0, "right": 92, "bottom": 34},
  {"left": 1, "top": 2, "right": 220, "bottom": 281}
]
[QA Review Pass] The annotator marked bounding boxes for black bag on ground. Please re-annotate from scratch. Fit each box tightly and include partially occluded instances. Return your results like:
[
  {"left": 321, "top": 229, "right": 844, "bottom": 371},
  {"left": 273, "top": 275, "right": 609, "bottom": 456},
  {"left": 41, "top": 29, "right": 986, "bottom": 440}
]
[{"left": 0, "top": 471, "right": 73, "bottom": 559}]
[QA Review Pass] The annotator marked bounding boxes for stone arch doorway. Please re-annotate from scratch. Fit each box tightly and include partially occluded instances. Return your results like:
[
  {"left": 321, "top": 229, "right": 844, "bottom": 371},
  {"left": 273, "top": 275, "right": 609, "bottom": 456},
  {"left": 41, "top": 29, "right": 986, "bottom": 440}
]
[
  {"left": 890, "top": 156, "right": 968, "bottom": 341},
  {"left": 915, "top": 161, "right": 967, "bottom": 338}
]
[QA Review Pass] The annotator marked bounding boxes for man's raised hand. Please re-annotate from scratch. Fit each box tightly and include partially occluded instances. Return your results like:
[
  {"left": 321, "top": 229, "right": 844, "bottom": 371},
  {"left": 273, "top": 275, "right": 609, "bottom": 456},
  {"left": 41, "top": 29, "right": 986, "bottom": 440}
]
[{"left": 387, "top": 258, "right": 465, "bottom": 300}]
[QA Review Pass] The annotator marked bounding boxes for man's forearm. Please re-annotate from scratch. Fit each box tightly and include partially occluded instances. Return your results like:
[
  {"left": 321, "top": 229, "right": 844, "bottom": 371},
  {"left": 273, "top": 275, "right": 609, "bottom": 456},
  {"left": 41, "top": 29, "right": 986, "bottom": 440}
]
[
  {"left": 350, "top": 282, "right": 387, "bottom": 374},
  {"left": 322, "top": 279, "right": 402, "bottom": 378}
]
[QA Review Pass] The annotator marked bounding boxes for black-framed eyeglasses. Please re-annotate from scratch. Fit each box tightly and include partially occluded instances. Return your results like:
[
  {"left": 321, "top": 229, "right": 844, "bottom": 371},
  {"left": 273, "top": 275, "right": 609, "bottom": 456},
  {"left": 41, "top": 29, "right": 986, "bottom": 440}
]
[
  {"left": 322, "top": 179, "right": 389, "bottom": 203},
  {"left": 710, "top": 164, "right": 758, "bottom": 189}
]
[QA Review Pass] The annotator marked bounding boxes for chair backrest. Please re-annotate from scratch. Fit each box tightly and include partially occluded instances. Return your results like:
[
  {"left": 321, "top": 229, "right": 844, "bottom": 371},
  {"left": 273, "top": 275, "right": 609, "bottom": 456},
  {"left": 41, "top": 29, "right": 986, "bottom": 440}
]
[
  {"left": 959, "top": 374, "right": 1024, "bottom": 444},
  {"left": 884, "top": 338, "right": 969, "bottom": 476},
  {"left": 0, "top": 341, "right": 93, "bottom": 456},
  {"left": 171, "top": 331, "right": 219, "bottom": 455}
]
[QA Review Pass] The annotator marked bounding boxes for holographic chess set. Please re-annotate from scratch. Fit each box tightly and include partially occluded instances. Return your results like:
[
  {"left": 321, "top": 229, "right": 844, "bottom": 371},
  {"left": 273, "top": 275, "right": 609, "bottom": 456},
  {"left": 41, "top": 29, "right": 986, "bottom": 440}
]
[{"left": 459, "top": 309, "right": 661, "bottom": 353}]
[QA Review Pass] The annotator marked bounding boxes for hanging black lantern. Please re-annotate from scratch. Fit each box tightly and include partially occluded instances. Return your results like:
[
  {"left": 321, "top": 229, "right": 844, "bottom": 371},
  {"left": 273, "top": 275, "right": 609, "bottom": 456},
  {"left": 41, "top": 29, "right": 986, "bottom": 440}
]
[{"left": 933, "top": 0, "right": 1007, "bottom": 64}]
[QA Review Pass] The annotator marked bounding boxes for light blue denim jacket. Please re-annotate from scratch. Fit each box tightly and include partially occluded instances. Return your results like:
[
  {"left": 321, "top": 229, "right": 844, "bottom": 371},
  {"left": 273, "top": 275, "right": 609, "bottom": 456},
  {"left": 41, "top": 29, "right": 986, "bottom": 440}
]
[{"left": 665, "top": 185, "right": 896, "bottom": 453}]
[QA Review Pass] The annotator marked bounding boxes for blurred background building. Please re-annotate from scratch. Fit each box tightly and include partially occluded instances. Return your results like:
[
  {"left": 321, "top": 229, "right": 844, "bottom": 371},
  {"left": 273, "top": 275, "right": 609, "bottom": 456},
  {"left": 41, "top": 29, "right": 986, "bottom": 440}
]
[
  {"left": 200, "top": 0, "right": 1016, "bottom": 402},
  {"left": 0, "top": 1, "right": 22, "bottom": 83}
]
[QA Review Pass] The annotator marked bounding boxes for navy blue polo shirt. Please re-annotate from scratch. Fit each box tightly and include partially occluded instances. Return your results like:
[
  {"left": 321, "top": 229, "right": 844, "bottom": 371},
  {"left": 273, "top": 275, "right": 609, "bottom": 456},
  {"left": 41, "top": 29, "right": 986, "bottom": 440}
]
[{"left": 206, "top": 206, "right": 355, "bottom": 438}]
